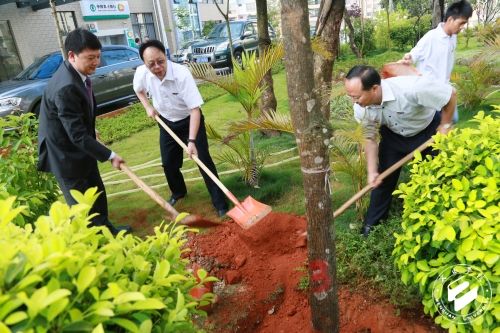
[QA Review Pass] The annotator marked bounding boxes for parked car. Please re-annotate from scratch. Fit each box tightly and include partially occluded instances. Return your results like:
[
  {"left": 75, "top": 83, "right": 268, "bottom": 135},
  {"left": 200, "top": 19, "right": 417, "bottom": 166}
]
[
  {"left": 0, "top": 45, "right": 143, "bottom": 118},
  {"left": 191, "top": 20, "right": 275, "bottom": 69},
  {"left": 172, "top": 39, "right": 202, "bottom": 64}
]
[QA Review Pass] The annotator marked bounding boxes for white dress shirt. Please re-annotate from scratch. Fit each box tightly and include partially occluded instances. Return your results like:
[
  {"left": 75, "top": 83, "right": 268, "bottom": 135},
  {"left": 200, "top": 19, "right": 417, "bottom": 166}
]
[
  {"left": 354, "top": 76, "right": 452, "bottom": 139},
  {"left": 133, "top": 61, "right": 204, "bottom": 122},
  {"left": 409, "top": 23, "right": 456, "bottom": 83}
]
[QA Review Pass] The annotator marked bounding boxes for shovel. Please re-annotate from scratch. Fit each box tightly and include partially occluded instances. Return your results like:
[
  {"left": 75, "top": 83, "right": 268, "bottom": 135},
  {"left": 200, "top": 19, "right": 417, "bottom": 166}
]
[
  {"left": 333, "top": 137, "right": 434, "bottom": 218},
  {"left": 155, "top": 115, "right": 272, "bottom": 229},
  {"left": 119, "top": 163, "right": 222, "bottom": 228}
]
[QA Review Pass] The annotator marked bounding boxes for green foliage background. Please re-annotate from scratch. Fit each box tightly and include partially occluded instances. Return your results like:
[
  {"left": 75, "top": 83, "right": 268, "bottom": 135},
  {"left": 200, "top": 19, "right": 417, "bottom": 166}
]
[{"left": 393, "top": 110, "right": 500, "bottom": 332}]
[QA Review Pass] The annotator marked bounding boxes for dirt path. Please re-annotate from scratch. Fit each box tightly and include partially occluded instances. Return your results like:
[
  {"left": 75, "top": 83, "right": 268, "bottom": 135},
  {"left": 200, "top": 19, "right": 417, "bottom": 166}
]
[{"left": 184, "top": 212, "right": 443, "bottom": 333}]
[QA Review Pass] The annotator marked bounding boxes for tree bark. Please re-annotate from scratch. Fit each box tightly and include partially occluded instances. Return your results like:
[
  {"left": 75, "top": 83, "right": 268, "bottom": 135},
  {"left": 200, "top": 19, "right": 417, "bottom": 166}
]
[
  {"left": 50, "top": 0, "right": 66, "bottom": 61},
  {"left": 256, "top": 0, "right": 279, "bottom": 136},
  {"left": 344, "top": 11, "right": 362, "bottom": 58},
  {"left": 280, "top": 1, "right": 339, "bottom": 331},
  {"left": 431, "top": 0, "right": 444, "bottom": 28},
  {"left": 313, "top": 0, "right": 345, "bottom": 119}
]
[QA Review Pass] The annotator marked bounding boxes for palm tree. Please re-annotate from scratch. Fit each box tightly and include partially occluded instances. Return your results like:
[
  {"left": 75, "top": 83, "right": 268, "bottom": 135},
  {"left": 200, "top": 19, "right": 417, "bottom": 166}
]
[{"left": 189, "top": 44, "right": 285, "bottom": 186}]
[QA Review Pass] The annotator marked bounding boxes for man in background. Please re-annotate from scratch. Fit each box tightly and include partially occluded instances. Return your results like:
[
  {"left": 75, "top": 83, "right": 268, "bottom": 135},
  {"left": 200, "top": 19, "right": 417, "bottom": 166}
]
[{"left": 400, "top": 0, "right": 473, "bottom": 123}]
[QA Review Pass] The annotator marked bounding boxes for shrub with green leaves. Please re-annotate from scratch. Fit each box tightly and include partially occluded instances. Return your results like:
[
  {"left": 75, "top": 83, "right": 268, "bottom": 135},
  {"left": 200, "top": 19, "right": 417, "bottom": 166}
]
[
  {"left": 0, "top": 113, "right": 59, "bottom": 226},
  {"left": 393, "top": 110, "right": 499, "bottom": 332},
  {"left": 0, "top": 189, "right": 215, "bottom": 332}
]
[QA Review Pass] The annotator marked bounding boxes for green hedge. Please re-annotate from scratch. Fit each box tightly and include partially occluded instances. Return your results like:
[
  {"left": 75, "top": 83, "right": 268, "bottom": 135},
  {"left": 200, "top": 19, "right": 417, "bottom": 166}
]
[
  {"left": 393, "top": 110, "right": 499, "bottom": 332},
  {"left": 0, "top": 113, "right": 59, "bottom": 226},
  {"left": 0, "top": 190, "right": 215, "bottom": 332}
]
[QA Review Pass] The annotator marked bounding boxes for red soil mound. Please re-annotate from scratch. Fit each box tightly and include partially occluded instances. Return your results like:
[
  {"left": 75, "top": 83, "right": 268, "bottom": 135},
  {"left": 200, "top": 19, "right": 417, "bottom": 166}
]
[{"left": 185, "top": 212, "right": 442, "bottom": 333}]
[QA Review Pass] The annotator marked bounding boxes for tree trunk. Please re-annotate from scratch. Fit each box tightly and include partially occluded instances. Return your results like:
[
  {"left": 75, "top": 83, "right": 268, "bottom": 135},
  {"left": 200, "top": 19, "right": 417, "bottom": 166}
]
[
  {"left": 280, "top": 1, "right": 339, "bottom": 331},
  {"left": 431, "top": 0, "right": 444, "bottom": 28},
  {"left": 386, "top": 8, "right": 391, "bottom": 49},
  {"left": 313, "top": 0, "right": 345, "bottom": 119},
  {"left": 50, "top": 0, "right": 66, "bottom": 61},
  {"left": 256, "top": 0, "right": 279, "bottom": 137},
  {"left": 344, "top": 11, "right": 362, "bottom": 58},
  {"left": 214, "top": 0, "right": 234, "bottom": 59}
]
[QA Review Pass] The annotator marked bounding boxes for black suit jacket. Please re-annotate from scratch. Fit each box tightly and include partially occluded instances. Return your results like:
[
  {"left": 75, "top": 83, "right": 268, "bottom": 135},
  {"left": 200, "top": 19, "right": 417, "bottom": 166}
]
[{"left": 38, "top": 61, "right": 111, "bottom": 178}]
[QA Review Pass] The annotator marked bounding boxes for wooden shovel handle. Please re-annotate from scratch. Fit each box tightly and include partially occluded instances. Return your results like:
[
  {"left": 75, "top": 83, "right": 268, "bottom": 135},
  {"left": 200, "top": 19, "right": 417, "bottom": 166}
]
[
  {"left": 333, "top": 137, "right": 434, "bottom": 218},
  {"left": 154, "top": 115, "right": 243, "bottom": 208},
  {"left": 120, "top": 163, "right": 179, "bottom": 219}
]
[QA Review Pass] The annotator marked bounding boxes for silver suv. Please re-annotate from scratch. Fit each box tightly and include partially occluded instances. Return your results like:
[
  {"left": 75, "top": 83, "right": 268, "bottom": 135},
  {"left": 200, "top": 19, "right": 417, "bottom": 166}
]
[
  {"left": 191, "top": 20, "right": 275, "bottom": 69},
  {"left": 0, "top": 45, "right": 143, "bottom": 117}
]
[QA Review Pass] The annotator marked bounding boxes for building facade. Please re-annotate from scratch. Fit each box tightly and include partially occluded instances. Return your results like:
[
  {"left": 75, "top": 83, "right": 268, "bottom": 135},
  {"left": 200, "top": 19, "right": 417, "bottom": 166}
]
[{"left": 0, "top": 0, "right": 178, "bottom": 82}]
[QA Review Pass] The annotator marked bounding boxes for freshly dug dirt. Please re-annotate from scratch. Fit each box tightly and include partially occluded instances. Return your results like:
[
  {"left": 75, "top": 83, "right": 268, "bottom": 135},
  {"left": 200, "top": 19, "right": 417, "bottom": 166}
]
[{"left": 185, "top": 212, "right": 442, "bottom": 333}]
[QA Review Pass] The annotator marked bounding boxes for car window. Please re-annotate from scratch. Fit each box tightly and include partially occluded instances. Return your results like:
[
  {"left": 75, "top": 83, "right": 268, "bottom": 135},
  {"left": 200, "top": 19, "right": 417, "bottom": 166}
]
[
  {"left": 102, "top": 49, "right": 130, "bottom": 66},
  {"left": 14, "top": 53, "right": 63, "bottom": 80},
  {"left": 207, "top": 22, "right": 244, "bottom": 39},
  {"left": 244, "top": 23, "right": 255, "bottom": 36},
  {"left": 124, "top": 49, "right": 139, "bottom": 60}
]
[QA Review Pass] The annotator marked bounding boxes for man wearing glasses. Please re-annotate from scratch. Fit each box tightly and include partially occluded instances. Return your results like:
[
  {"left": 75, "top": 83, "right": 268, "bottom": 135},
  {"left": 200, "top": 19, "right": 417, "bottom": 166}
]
[
  {"left": 38, "top": 28, "right": 131, "bottom": 235},
  {"left": 133, "top": 40, "right": 228, "bottom": 217}
]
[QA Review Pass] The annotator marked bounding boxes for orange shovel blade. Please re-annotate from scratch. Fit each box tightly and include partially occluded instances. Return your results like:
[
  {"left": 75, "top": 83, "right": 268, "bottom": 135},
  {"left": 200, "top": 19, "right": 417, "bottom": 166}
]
[{"left": 227, "top": 196, "right": 272, "bottom": 229}]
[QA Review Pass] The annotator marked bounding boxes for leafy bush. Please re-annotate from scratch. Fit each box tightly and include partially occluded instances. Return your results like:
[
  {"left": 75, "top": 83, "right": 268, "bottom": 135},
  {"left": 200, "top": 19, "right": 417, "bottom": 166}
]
[
  {"left": 393, "top": 110, "right": 499, "bottom": 332},
  {"left": 352, "top": 18, "right": 376, "bottom": 54},
  {"left": 0, "top": 113, "right": 59, "bottom": 226},
  {"left": 0, "top": 190, "right": 215, "bottom": 332},
  {"left": 389, "top": 21, "right": 415, "bottom": 50}
]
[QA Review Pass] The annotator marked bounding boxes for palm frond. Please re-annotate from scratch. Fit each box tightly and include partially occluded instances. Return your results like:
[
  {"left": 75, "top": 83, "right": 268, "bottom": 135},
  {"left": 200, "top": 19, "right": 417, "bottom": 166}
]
[
  {"left": 189, "top": 63, "right": 239, "bottom": 96},
  {"left": 228, "top": 112, "right": 294, "bottom": 135},
  {"left": 234, "top": 44, "right": 284, "bottom": 96}
]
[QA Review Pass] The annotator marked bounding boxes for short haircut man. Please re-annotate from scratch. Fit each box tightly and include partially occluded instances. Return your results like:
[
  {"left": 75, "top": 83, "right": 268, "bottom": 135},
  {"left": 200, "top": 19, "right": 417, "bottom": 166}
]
[
  {"left": 37, "top": 28, "right": 130, "bottom": 235},
  {"left": 344, "top": 65, "right": 457, "bottom": 236}
]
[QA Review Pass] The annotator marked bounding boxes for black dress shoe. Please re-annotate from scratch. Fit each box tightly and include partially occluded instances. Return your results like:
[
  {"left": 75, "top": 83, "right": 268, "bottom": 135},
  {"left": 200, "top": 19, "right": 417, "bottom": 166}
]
[
  {"left": 217, "top": 208, "right": 228, "bottom": 217},
  {"left": 361, "top": 225, "right": 373, "bottom": 237},
  {"left": 167, "top": 196, "right": 185, "bottom": 207},
  {"left": 110, "top": 225, "right": 132, "bottom": 236}
]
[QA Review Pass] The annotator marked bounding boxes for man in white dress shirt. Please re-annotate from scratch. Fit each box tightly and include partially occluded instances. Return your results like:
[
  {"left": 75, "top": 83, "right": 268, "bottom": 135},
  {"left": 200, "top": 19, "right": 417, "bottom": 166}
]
[
  {"left": 133, "top": 40, "right": 228, "bottom": 217},
  {"left": 344, "top": 65, "right": 457, "bottom": 236},
  {"left": 400, "top": 0, "right": 472, "bottom": 123}
]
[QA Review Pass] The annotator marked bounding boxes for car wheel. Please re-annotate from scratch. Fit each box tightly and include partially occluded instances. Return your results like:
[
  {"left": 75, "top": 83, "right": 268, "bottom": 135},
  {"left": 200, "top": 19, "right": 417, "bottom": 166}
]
[
  {"left": 233, "top": 50, "right": 243, "bottom": 68},
  {"left": 32, "top": 103, "right": 41, "bottom": 117}
]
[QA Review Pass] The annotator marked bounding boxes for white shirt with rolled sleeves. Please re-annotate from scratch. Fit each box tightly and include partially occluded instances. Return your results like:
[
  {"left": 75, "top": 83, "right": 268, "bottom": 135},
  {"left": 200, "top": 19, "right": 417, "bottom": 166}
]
[
  {"left": 409, "top": 23, "right": 456, "bottom": 83},
  {"left": 354, "top": 76, "right": 453, "bottom": 140},
  {"left": 133, "top": 61, "right": 203, "bottom": 121}
]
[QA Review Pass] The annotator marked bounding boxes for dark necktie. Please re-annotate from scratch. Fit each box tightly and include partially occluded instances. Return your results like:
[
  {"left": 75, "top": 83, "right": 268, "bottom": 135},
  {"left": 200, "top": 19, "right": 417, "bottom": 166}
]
[{"left": 85, "top": 77, "right": 93, "bottom": 109}]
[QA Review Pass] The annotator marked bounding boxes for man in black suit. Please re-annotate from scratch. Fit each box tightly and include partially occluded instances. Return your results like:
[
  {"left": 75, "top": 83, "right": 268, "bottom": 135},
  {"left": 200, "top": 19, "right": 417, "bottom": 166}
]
[{"left": 38, "top": 28, "right": 131, "bottom": 235}]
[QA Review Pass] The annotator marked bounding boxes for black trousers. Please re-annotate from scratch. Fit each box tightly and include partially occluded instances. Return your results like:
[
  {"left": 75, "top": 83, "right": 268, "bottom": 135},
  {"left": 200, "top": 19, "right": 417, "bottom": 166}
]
[
  {"left": 158, "top": 114, "right": 228, "bottom": 211},
  {"left": 55, "top": 166, "right": 110, "bottom": 228},
  {"left": 364, "top": 112, "right": 441, "bottom": 227}
]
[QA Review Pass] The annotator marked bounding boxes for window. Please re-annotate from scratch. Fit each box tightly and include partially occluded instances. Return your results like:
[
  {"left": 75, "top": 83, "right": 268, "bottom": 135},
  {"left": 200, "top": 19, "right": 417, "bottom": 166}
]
[
  {"left": 243, "top": 23, "right": 255, "bottom": 36},
  {"left": 131, "top": 13, "right": 157, "bottom": 43},
  {"left": 57, "top": 11, "right": 77, "bottom": 36},
  {"left": 0, "top": 20, "right": 23, "bottom": 82},
  {"left": 246, "top": 3, "right": 256, "bottom": 12},
  {"left": 101, "top": 49, "right": 132, "bottom": 66},
  {"left": 14, "top": 53, "right": 62, "bottom": 80}
]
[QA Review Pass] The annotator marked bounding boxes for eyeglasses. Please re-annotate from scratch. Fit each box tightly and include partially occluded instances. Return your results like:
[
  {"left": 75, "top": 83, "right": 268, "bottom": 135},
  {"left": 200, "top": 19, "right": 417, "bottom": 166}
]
[{"left": 146, "top": 59, "right": 166, "bottom": 69}]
